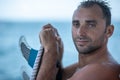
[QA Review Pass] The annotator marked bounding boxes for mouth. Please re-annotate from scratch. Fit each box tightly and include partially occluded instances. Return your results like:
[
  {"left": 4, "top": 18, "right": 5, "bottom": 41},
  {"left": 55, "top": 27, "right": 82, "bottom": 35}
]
[{"left": 76, "top": 39, "right": 89, "bottom": 46}]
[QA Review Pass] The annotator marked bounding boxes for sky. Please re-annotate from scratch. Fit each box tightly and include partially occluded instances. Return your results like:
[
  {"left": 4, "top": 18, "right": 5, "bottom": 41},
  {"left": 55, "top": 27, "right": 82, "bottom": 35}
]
[{"left": 0, "top": 0, "right": 120, "bottom": 21}]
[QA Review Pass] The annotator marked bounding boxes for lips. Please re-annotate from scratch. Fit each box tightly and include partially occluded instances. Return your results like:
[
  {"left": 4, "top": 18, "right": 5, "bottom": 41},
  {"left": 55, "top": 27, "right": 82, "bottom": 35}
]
[{"left": 76, "top": 39, "right": 89, "bottom": 46}]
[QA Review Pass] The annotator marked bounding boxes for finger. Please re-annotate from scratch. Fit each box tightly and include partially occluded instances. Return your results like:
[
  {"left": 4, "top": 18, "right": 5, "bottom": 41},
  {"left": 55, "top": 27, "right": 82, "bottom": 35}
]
[
  {"left": 53, "top": 28, "right": 60, "bottom": 37},
  {"left": 42, "top": 24, "right": 53, "bottom": 30},
  {"left": 56, "top": 36, "right": 63, "bottom": 48}
]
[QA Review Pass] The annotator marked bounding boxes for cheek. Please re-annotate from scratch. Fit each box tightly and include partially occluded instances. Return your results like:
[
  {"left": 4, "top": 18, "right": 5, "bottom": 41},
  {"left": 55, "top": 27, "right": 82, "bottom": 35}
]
[
  {"left": 72, "top": 28, "right": 77, "bottom": 38},
  {"left": 91, "top": 32, "right": 105, "bottom": 45},
  {"left": 87, "top": 30, "right": 97, "bottom": 39}
]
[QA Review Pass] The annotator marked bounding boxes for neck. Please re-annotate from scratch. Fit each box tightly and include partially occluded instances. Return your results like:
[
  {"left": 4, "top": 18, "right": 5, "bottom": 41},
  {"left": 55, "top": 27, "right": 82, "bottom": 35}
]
[{"left": 78, "top": 45, "right": 112, "bottom": 68}]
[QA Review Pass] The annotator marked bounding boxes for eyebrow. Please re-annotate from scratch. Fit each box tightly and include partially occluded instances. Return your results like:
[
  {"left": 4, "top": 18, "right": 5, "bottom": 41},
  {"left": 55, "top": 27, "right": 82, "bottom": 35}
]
[
  {"left": 72, "top": 20, "right": 97, "bottom": 24},
  {"left": 72, "top": 20, "right": 79, "bottom": 23},
  {"left": 85, "top": 20, "right": 97, "bottom": 24}
]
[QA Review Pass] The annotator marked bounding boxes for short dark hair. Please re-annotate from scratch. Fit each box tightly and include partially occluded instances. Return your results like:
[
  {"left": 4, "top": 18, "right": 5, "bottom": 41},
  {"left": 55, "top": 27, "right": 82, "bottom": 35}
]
[{"left": 78, "top": 0, "right": 111, "bottom": 26}]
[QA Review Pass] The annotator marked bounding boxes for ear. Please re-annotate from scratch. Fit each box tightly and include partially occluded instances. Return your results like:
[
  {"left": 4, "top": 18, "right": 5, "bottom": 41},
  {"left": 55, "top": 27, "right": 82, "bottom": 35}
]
[{"left": 105, "top": 25, "right": 114, "bottom": 38}]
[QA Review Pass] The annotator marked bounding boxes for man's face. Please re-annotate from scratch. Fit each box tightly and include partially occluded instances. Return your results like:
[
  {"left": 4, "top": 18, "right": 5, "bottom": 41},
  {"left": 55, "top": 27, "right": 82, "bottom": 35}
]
[{"left": 72, "top": 5, "right": 108, "bottom": 54}]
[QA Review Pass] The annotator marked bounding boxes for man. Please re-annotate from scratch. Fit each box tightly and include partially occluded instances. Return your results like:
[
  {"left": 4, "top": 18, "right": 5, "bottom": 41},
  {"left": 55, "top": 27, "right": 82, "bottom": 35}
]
[{"left": 20, "top": 0, "right": 120, "bottom": 80}]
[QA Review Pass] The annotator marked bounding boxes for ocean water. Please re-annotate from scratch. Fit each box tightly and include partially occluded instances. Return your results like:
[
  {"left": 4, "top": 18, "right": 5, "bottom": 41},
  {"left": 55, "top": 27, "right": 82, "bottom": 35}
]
[{"left": 0, "top": 20, "right": 120, "bottom": 80}]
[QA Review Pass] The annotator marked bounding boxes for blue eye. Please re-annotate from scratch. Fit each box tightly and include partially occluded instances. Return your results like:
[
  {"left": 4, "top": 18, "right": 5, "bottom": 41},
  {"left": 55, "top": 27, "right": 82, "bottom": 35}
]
[
  {"left": 72, "top": 21, "right": 80, "bottom": 28},
  {"left": 88, "top": 24, "right": 96, "bottom": 28},
  {"left": 86, "top": 20, "right": 97, "bottom": 28}
]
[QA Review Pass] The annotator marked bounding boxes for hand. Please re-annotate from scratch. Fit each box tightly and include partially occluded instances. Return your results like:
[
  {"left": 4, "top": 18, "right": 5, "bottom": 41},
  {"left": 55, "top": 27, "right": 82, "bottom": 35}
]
[
  {"left": 39, "top": 24, "right": 57, "bottom": 51},
  {"left": 39, "top": 23, "right": 64, "bottom": 62},
  {"left": 54, "top": 28, "right": 64, "bottom": 62},
  {"left": 37, "top": 24, "right": 59, "bottom": 80},
  {"left": 37, "top": 24, "right": 64, "bottom": 80}
]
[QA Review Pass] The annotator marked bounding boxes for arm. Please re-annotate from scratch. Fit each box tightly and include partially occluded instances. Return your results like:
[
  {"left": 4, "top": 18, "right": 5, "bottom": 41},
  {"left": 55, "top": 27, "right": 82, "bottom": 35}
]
[
  {"left": 36, "top": 24, "right": 59, "bottom": 80},
  {"left": 36, "top": 48, "right": 58, "bottom": 80}
]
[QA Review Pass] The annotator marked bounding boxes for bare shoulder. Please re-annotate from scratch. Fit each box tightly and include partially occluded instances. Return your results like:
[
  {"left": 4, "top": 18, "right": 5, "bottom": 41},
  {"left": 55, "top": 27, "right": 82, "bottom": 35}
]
[{"left": 68, "top": 63, "right": 120, "bottom": 80}]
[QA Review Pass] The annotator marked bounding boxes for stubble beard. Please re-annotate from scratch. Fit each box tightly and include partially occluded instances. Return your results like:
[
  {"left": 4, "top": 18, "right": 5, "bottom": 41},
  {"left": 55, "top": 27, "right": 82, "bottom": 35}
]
[
  {"left": 74, "top": 36, "right": 105, "bottom": 55},
  {"left": 76, "top": 44, "right": 102, "bottom": 55}
]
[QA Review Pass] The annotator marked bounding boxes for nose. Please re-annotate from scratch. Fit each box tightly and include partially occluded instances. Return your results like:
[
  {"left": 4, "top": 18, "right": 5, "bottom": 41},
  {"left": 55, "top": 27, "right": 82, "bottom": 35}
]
[{"left": 77, "top": 25, "right": 86, "bottom": 36}]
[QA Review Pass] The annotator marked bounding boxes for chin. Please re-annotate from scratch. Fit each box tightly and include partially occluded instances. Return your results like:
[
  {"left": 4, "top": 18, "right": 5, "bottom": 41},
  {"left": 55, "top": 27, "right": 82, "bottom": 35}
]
[
  {"left": 77, "top": 48, "right": 91, "bottom": 54},
  {"left": 78, "top": 46, "right": 101, "bottom": 55},
  {"left": 78, "top": 50, "right": 91, "bottom": 54}
]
